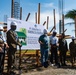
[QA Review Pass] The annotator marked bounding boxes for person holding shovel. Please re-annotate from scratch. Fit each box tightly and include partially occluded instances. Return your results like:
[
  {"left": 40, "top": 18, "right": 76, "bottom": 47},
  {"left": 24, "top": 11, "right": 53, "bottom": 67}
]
[{"left": 7, "top": 21, "right": 22, "bottom": 74}]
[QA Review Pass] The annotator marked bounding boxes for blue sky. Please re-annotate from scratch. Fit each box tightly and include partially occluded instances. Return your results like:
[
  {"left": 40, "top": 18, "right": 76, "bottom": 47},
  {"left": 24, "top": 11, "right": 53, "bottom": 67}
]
[{"left": 0, "top": 0, "right": 76, "bottom": 38}]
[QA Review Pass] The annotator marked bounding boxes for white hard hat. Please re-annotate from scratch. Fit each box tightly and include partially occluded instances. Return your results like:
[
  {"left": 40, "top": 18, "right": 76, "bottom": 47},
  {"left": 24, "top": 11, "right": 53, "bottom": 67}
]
[
  {"left": 10, "top": 21, "right": 17, "bottom": 26},
  {"left": 0, "top": 26, "right": 3, "bottom": 30},
  {"left": 53, "top": 29, "right": 57, "bottom": 33},
  {"left": 71, "top": 36, "right": 75, "bottom": 39},
  {"left": 43, "top": 29, "right": 47, "bottom": 34}
]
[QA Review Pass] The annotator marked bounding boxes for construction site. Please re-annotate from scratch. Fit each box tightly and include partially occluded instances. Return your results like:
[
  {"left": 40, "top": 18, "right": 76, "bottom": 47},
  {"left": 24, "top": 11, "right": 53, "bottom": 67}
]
[{"left": 0, "top": 0, "right": 76, "bottom": 75}]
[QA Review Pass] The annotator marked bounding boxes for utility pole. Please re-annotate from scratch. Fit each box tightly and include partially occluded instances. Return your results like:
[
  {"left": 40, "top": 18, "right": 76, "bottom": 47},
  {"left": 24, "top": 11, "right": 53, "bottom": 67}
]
[
  {"left": 36, "top": 3, "right": 41, "bottom": 67},
  {"left": 35, "top": 12, "right": 37, "bottom": 23},
  {"left": 20, "top": 7, "right": 22, "bottom": 20},
  {"left": 59, "top": 0, "right": 64, "bottom": 34},
  {"left": 47, "top": 16, "right": 49, "bottom": 29},
  {"left": 75, "top": 16, "right": 76, "bottom": 37},
  {"left": 26, "top": 13, "right": 30, "bottom": 21},
  {"left": 53, "top": 9, "right": 56, "bottom": 29},
  {"left": 38, "top": 3, "right": 40, "bottom": 24},
  {"left": 11, "top": 0, "right": 14, "bottom": 18}
]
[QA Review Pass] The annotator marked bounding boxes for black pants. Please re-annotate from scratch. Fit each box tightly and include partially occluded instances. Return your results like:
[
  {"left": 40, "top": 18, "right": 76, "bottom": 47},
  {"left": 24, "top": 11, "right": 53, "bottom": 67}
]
[
  {"left": 60, "top": 51, "right": 66, "bottom": 65},
  {"left": 0, "top": 53, "right": 4, "bottom": 74},
  {"left": 50, "top": 47, "right": 58, "bottom": 64},
  {"left": 7, "top": 48, "right": 16, "bottom": 72}
]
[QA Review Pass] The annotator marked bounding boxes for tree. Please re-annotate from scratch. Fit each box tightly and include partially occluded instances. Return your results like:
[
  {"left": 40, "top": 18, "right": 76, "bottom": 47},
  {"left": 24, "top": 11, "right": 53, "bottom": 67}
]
[
  {"left": 65, "top": 9, "right": 76, "bottom": 20},
  {"left": 65, "top": 9, "right": 76, "bottom": 36}
]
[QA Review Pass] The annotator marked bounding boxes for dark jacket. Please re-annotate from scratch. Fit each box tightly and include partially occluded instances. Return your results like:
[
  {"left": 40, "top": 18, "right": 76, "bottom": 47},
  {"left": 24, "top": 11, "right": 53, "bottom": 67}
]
[
  {"left": 59, "top": 38, "right": 68, "bottom": 52},
  {"left": 7, "top": 29, "right": 21, "bottom": 49},
  {"left": 69, "top": 41, "right": 76, "bottom": 53}
]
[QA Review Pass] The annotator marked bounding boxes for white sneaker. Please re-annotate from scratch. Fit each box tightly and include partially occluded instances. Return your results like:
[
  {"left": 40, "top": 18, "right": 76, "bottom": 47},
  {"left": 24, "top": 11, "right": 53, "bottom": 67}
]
[
  {"left": 50, "top": 63, "right": 54, "bottom": 66},
  {"left": 50, "top": 62, "right": 54, "bottom": 66}
]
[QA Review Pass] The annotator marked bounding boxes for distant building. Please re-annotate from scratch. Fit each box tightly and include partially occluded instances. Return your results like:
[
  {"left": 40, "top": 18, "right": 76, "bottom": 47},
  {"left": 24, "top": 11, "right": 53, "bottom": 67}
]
[{"left": 11, "top": 0, "right": 20, "bottom": 19}]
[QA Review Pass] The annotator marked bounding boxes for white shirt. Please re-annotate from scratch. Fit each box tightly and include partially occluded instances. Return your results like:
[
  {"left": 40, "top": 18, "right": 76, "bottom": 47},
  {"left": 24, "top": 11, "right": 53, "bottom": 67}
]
[{"left": 50, "top": 35, "right": 58, "bottom": 45}]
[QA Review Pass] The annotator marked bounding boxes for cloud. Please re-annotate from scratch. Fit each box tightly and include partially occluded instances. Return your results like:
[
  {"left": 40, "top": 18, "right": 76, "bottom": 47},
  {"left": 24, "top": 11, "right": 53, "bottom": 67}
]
[{"left": 42, "top": 3, "right": 54, "bottom": 8}]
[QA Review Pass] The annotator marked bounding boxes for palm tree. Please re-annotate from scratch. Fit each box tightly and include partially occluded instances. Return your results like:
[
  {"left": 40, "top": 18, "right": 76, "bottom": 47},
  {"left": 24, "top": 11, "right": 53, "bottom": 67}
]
[
  {"left": 65, "top": 9, "right": 76, "bottom": 36},
  {"left": 65, "top": 9, "right": 76, "bottom": 20}
]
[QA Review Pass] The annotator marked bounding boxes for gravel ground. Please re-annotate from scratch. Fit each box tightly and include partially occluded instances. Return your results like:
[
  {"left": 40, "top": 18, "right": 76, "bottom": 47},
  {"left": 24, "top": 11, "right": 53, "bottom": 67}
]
[
  {"left": 19, "top": 57, "right": 76, "bottom": 75},
  {"left": 4, "top": 62, "right": 76, "bottom": 75},
  {"left": 4, "top": 55, "right": 76, "bottom": 75},
  {"left": 20, "top": 66, "right": 76, "bottom": 75}
]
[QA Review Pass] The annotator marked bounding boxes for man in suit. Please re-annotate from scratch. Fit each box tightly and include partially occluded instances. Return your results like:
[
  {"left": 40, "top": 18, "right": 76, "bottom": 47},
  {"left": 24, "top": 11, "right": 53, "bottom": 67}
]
[
  {"left": 69, "top": 36, "right": 76, "bottom": 66},
  {"left": 59, "top": 33, "right": 68, "bottom": 66},
  {"left": 7, "top": 21, "right": 22, "bottom": 74}
]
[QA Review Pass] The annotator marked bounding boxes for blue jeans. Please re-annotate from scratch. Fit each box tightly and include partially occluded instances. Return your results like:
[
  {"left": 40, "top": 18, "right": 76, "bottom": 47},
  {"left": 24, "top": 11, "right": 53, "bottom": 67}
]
[{"left": 40, "top": 48, "right": 48, "bottom": 66}]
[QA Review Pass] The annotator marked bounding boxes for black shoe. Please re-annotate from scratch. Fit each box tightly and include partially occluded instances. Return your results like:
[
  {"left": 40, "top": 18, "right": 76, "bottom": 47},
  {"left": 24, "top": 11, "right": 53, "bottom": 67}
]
[
  {"left": 64, "top": 63, "right": 67, "bottom": 66},
  {"left": 11, "top": 66, "right": 17, "bottom": 69},
  {"left": 0, "top": 73, "right": 3, "bottom": 75},
  {"left": 10, "top": 71, "right": 16, "bottom": 75},
  {"left": 57, "top": 63, "right": 61, "bottom": 68},
  {"left": 61, "top": 63, "right": 67, "bottom": 66}
]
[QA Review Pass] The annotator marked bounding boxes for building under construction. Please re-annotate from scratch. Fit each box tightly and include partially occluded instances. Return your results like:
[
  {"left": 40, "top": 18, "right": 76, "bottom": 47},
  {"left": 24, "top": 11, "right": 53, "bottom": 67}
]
[{"left": 11, "top": 0, "right": 20, "bottom": 19}]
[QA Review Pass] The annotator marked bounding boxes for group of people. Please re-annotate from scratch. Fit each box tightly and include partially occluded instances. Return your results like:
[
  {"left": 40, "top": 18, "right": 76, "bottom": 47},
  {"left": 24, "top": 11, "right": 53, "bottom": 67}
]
[
  {"left": 0, "top": 21, "right": 22, "bottom": 75},
  {"left": 39, "top": 29, "right": 76, "bottom": 68},
  {"left": 0, "top": 22, "right": 76, "bottom": 74}
]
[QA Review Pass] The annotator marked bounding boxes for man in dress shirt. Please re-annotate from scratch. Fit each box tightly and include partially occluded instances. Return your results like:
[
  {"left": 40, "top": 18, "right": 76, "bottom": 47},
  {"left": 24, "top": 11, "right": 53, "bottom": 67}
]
[{"left": 50, "top": 30, "right": 59, "bottom": 66}]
